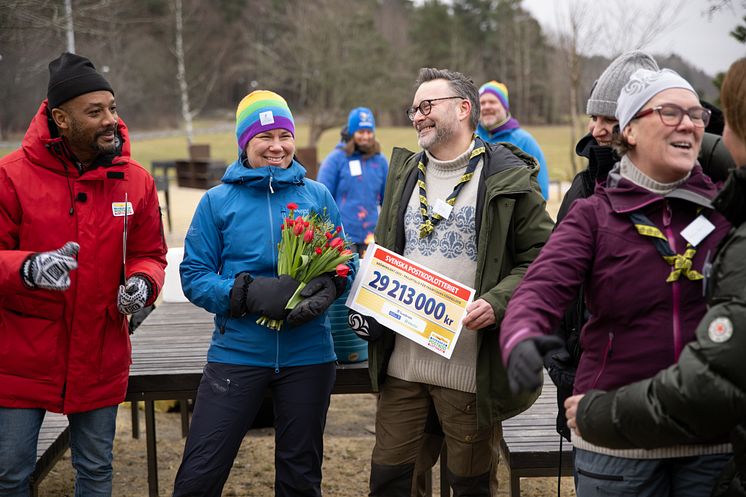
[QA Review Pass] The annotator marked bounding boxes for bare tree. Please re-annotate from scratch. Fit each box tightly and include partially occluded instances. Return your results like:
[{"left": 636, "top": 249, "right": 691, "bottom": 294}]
[
  {"left": 173, "top": 0, "right": 193, "bottom": 144},
  {"left": 552, "top": 0, "right": 685, "bottom": 175},
  {"left": 243, "top": 0, "right": 399, "bottom": 147},
  {"left": 604, "top": 0, "right": 685, "bottom": 57},
  {"left": 552, "top": 0, "right": 603, "bottom": 175},
  {"left": 168, "top": 0, "right": 234, "bottom": 146}
]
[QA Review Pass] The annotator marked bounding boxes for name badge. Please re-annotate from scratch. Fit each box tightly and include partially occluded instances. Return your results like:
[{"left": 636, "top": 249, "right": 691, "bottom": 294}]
[
  {"left": 348, "top": 160, "right": 362, "bottom": 177},
  {"left": 346, "top": 244, "right": 475, "bottom": 359},
  {"left": 259, "top": 111, "right": 275, "bottom": 125},
  {"left": 432, "top": 198, "right": 453, "bottom": 219},
  {"left": 681, "top": 215, "right": 715, "bottom": 247},
  {"left": 112, "top": 202, "right": 134, "bottom": 217}
]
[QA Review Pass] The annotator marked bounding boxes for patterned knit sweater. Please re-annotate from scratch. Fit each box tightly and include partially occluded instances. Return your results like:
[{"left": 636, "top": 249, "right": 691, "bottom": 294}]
[{"left": 387, "top": 142, "right": 482, "bottom": 393}]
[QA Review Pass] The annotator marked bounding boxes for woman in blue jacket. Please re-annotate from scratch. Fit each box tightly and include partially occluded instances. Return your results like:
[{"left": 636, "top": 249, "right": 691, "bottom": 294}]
[
  {"left": 173, "top": 90, "right": 349, "bottom": 497},
  {"left": 317, "top": 107, "right": 388, "bottom": 254}
]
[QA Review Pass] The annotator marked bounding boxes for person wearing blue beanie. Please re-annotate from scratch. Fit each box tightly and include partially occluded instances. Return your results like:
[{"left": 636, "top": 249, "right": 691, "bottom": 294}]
[{"left": 318, "top": 107, "right": 389, "bottom": 255}]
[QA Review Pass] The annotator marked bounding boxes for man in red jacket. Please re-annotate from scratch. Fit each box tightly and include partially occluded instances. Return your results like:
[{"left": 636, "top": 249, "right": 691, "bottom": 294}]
[{"left": 0, "top": 53, "right": 167, "bottom": 496}]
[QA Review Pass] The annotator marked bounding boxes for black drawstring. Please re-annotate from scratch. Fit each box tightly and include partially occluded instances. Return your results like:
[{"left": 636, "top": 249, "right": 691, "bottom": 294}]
[
  {"left": 557, "top": 434, "right": 563, "bottom": 496},
  {"left": 47, "top": 141, "right": 76, "bottom": 216}
]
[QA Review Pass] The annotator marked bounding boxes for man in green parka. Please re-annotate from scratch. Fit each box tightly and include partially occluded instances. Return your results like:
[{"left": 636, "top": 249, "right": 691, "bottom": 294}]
[{"left": 355, "top": 67, "right": 554, "bottom": 497}]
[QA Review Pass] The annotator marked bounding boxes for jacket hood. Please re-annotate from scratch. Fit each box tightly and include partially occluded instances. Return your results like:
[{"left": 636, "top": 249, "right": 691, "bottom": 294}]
[
  {"left": 713, "top": 167, "right": 746, "bottom": 226},
  {"left": 221, "top": 157, "right": 306, "bottom": 190},
  {"left": 482, "top": 141, "right": 542, "bottom": 195},
  {"left": 602, "top": 162, "right": 719, "bottom": 214},
  {"left": 21, "top": 100, "right": 131, "bottom": 177}
]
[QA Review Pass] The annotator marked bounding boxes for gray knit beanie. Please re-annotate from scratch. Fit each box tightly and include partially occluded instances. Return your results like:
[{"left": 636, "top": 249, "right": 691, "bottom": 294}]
[{"left": 586, "top": 51, "right": 659, "bottom": 117}]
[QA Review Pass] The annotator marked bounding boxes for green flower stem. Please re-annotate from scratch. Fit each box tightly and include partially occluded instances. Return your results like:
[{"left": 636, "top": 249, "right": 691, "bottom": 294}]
[{"left": 285, "top": 282, "right": 307, "bottom": 310}]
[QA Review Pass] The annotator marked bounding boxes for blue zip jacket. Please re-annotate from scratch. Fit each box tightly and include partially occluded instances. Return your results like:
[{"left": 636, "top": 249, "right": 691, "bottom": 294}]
[
  {"left": 317, "top": 143, "right": 388, "bottom": 244},
  {"left": 476, "top": 125, "right": 550, "bottom": 199},
  {"left": 180, "top": 159, "right": 351, "bottom": 368}
]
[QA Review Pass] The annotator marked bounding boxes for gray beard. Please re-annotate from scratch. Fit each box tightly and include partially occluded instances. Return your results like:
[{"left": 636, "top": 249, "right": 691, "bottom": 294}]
[{"left": 419, "top": 123, "right": 454, "bottom": 152}]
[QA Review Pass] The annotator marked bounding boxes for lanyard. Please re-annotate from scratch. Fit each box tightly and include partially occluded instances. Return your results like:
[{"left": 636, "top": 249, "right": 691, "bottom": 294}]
[
  {"left": 417, "top": 137, "right": 485, "bottom": 238},
  {"left": 629, "top": 210, "right": 704, "bottom": 283}
]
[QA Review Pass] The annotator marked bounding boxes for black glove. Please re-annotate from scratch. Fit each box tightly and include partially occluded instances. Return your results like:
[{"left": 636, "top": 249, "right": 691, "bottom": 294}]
[
  {"left": 21, "top": 241, "right": 79, "bottom": 291},
  {"left": 286, "top": 275, "right": 338, "bottom": 325},
  {"left": 347, "top": 310, "right": 384, "bottom": 342},
  {"left": 230, "top": 274, "right": 300, "bottom": 319},
  {"left": 117, "top": 275, "right": 152, "bottom": 315},
  {"left": 507, "top": 335, "right": 564, "bottom": 394}
]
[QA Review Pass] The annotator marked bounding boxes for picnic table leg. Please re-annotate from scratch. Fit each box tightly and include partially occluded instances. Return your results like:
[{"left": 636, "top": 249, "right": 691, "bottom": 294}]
[
  {"left": 131, "top": 401, "right": 140, "bottom": 439},
  {"left": 145, "top": 400, "right": 159, "bottom": 497},
  {"left": 164, "top": 188, "right": 172, "bottom": 233},
  {"left": 509, "top": 471, "right": 520, "bottom": 497},
  {"left": 179, "top": 399, "right": 190, "bottom": 437},
  {"left": 440, "top": 446, "right": 449, "bottom": 497}
]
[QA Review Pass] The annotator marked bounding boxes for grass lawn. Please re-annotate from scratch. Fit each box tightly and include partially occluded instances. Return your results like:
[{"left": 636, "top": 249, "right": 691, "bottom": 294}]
[{"left": 1, "top": 123, "right": 586, "bottom": 182}]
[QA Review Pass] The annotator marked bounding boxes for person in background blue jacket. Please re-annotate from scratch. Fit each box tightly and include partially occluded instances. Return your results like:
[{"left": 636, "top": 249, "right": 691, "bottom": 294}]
[
  {"left": 476, "top": 81, "right": 550, "bottom": 199},
  {"left": 318, "top": 107, "right": 389, "bottom": 255},
  {"left": 173, "top": 90, "right": 352, "bottom": 497}
]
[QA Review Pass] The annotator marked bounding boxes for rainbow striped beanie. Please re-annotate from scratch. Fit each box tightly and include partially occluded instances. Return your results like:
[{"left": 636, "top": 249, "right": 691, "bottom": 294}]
[
  {"left": 235, "top": 90, "right": 295, "bottom": 151},
  {"left": 479, "top": 80, "right": 510, "bottom": 111}
]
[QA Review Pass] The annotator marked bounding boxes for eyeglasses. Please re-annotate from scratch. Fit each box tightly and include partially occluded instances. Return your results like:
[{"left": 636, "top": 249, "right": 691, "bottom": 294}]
[
  {"left": 406, "top": 96, "right": 463, "bottom": 121},
  {"left": 633, "top": 103, "right": 711, "bottom": 128}
]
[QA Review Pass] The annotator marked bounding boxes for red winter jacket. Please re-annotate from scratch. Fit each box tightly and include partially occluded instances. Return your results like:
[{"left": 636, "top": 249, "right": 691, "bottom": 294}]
[{"left": 0, "top": 101, "right": 167, "bottom": 414}]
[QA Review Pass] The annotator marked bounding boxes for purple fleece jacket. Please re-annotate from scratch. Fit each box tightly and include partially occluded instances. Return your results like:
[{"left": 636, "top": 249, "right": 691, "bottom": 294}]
[{"left": 500, "top": 164, "right": 731, "bottom": 394}]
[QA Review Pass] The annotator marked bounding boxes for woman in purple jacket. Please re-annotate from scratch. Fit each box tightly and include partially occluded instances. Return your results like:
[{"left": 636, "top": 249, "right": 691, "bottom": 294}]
[{"left": 499, "top": 69, "right": 733, "bottom": 496}]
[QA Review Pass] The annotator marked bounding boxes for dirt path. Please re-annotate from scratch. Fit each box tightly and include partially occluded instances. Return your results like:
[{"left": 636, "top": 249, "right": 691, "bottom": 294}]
[{"left": 38, "top": 394, "right": 575, "bottom": 496}]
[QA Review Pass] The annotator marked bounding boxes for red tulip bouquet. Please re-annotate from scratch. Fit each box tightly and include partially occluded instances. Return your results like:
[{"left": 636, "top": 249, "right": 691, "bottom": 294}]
[{"left": 257, "top": 202, "right": 354, "bottom": 330}]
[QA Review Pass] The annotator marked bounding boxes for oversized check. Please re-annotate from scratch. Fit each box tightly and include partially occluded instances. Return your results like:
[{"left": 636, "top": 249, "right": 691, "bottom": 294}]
[{"left": 346, "top": 244, "right": 475, "bottom": 359}]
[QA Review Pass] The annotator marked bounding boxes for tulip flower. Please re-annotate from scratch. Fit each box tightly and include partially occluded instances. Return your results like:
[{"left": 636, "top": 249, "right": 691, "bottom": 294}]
[
  {"left": 336, "top": 264, "right": 350, "bottom": 278},
  {"left": 258, "top": 207, "right": 354, "bottom": 331}
]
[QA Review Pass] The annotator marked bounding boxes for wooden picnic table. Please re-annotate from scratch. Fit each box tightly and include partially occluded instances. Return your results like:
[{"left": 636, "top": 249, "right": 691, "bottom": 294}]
[
  {"left": 126, "top": 301, "right": 572, "bottom": 497},
  {"left": 126, "top": 301, "right": 373, "bottom": 497}
]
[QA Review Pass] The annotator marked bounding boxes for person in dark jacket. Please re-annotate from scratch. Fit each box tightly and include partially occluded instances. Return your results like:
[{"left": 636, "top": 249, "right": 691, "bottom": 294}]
[
  {"left": 548, "top": 51, "right": 736, "bottom": 441},
  {"left": 173, "top": 90, "right": 351, "bottom": 497},
  {"left": 501, "top": 68, "right": 733, "bottom": 496},
  {"left": 0, "top": 53, "right": 168, "bottom": 496},
  {"left": 565, "top": 57, "right": 746, "bottom": 497}
]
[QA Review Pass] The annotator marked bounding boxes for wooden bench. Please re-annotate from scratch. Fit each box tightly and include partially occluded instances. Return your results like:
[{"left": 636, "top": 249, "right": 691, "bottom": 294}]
[
  {"left": 29, "top": 412, "right": 70, "bottom": 497},
  {"left": 499, "top": 374, "right": 574, "bottom": 497}
]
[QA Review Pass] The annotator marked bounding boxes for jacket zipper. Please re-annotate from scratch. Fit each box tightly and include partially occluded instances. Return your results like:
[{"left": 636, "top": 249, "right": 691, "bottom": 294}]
[
  {"left": 591, "top": 331, "right": 614, "bottom": 388},
  {"left": 662, "top": 201, "right": 683, "bottom": 360},
  {"left": 266, "top": 188, "right": 280, "bottom": 373}
]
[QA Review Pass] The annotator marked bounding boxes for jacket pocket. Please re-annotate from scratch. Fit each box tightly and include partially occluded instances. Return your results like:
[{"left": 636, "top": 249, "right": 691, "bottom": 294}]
[
  {"left": 0, "top": 294, "right": 65, "bottom": 381},
  {"left": 99, "top": 303, "right": 131, "bottom": 380},
  {"left": 2, "top": 293, "right": 64, "bottom": 320}
]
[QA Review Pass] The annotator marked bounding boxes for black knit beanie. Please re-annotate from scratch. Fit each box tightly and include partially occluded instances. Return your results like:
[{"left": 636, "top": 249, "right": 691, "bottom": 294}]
[{"left": 47, "top": 52, "right": 114, "bottom": 109}]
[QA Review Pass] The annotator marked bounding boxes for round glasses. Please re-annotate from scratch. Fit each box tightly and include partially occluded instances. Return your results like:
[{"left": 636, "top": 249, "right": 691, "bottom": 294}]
[
  {"left": 633, "top": 103, "right": 711, "bottom": 128},
  {"left": 406, "top": 96, "right": 463, "bottom": 121}
]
